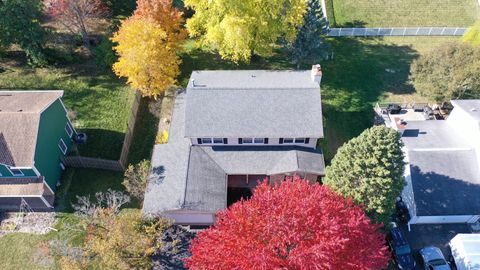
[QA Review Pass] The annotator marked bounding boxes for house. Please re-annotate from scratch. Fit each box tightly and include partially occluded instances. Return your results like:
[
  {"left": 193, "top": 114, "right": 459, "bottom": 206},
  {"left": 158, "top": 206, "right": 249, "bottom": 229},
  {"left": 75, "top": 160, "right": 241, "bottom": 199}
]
[
  {"left": 388, "top": 100, "right": 480, "bottom": 229},
  {"left": 143, "top": 67, "right": 325, "bottom": 226},
  {"left": 0, "top": 91, "right": 76, "bottom": 210}
]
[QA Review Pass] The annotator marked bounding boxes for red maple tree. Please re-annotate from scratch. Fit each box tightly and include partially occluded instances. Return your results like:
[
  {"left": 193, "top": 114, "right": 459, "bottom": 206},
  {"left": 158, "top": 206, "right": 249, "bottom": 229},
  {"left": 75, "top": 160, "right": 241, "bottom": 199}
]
[
  {"left": 44, "top": 0, "right": 109, "bottom": 45},
  {"left": 185, "top": 177, "right": 390, "bottom": 270}
]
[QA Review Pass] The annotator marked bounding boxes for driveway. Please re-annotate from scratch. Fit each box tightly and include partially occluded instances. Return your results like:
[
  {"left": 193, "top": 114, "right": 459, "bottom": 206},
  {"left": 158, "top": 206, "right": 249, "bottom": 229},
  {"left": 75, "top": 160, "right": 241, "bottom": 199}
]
[{"left": 396, "top": 223, "right": 472, "bottom": 269}]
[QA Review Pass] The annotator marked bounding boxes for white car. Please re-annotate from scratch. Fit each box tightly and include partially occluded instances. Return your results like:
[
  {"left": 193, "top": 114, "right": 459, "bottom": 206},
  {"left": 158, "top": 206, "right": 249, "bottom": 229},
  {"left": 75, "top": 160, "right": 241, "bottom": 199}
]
[{"left": 419, "top": 246, "right": 451, "bottom": 270}]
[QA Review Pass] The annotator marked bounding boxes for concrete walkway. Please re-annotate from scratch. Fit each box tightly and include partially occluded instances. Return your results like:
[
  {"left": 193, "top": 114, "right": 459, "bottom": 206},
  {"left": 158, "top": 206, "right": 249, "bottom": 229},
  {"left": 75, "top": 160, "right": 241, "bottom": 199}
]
[{"left": 328, "top": 27, "right": 467, "bottom": 37}]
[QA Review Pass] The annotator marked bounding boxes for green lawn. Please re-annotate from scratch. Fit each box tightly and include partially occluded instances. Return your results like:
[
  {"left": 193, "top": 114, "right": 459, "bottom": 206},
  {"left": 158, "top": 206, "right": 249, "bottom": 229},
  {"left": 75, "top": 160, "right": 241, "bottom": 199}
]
[
  {"left": 0, "top": 233, "right": 54, "bottom": 270},
  {"left": 314, "top": 36, "right": 458, "bottom": 160},
  {"left": 326, "top": 0, "right": 479, "bottom": 27},
  {"left": 0, "top": 66, "right": 134, "bottom": 160}
]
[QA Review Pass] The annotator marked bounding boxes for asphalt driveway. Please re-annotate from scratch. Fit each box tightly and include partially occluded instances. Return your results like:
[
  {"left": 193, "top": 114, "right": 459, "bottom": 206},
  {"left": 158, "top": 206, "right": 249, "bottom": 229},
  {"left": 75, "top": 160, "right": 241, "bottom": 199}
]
[{"left": 396, "top": 223, "right": 473, "bottom": 269}]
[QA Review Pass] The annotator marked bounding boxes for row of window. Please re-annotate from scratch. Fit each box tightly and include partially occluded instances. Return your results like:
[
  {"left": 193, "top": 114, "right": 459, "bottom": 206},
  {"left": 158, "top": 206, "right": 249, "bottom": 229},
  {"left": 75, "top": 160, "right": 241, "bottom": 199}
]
[
  {"left": 197, "top": 138, "right": 310, "bottom": 145},
  {"left": 58, "top": 122, "right": 74, "bottom": 155}
]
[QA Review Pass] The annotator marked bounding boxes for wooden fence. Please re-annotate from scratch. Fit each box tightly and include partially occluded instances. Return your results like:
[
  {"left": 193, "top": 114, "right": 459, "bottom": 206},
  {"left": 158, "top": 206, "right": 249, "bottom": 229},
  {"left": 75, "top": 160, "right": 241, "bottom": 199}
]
[
  {"left": 119, "top": 91, "right": 142, "bottom": 168},
  {"left": 64, "top": 91, "right": 143, "bottom": 172},
  {"left": 62, "top": 156, "right": 124, "bottom": 171}
]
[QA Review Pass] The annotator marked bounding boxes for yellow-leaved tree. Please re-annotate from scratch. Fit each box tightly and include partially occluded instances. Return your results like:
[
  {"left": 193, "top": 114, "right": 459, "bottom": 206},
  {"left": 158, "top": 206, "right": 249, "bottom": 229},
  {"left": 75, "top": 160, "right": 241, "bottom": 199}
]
[
  {"left": 463, "top": 21, "right": 480, "bottom": 46},
  {"left": 185, "top": 0, "right": 308, "bottom": 63},
  {"left": 112, "top": 0, "right": 185, "bottom": 98}
]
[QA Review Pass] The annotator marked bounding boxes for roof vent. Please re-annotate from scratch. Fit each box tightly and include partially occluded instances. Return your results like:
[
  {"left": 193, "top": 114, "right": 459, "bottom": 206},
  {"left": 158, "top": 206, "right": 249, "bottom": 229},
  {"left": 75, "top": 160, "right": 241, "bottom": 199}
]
[
  {"left": 191, "top": 79, "right": 206, "bottom": 88},
  {"left": 471, "top": 108, "right": 478, "bottom": 112},
  {"left": 18, "top": 109, "right": 23, "bottom": 112}
]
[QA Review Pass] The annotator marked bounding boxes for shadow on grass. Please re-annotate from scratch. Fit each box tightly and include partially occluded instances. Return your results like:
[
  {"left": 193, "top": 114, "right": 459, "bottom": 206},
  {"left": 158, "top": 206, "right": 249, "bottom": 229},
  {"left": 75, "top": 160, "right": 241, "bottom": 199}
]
[
  {"left": 55, "top": 168, "right": 141, "bottom": 213},
  {"left": 75, "top": 128, "right": 125, "bottom": 159},
  {"left": 307, "top": 37, "right": 417, "bottom": 161},
  {"left": 127, "top": 97, "right": 160, "bottom": 165}
]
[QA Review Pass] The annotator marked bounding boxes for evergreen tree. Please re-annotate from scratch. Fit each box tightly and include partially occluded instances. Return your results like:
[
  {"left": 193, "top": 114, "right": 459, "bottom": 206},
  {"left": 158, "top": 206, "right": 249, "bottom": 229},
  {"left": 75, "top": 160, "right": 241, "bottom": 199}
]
[
  {"left": 289, "top": 0, "right": 329, "bottom": 69},
  {"left": 323, "top": 126, "right": 405, "bottom": 224}
]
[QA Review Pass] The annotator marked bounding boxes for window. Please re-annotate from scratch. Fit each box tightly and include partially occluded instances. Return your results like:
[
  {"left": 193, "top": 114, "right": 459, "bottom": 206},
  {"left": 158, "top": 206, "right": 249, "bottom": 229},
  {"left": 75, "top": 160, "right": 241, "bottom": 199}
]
[
  {"left": 294, "top": 138, "right": 306, "bottom": 143},
  {"left": 241, "top": 138, "right": 264, "bottom": 144},
  {"left": 254, "top": 138, "right": 264, "bottom": 144},
  {"left": 213, "top": 138, "right": 224, "bottom": 144},
  {"left": 58, "top": 138, "right": 67, "bottom": 155},
  {"left": 65, "top": 122, "right": 74, "bottom": 138},
  {"left": 201, "top": 138, "right": 213, "bottom": 144},
  {"left": 9, "top": 168, "right": 23, "bottom": 176},
  {"left": 201, "top": 138, "right": 225, "bottom": 144},
  {"left": 282, "top": 138, "right": 308, "bottom": 144}
]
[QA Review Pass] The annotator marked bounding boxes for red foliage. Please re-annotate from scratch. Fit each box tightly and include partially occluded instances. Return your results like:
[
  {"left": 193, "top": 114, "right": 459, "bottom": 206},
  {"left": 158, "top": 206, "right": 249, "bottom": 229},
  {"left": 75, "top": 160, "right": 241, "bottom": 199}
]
[
  {"left": 44, "top": 0, "right": 109, "bottom": 39},
  {"left": 186, "top": 177, "right": 390, "bottom": 270}
]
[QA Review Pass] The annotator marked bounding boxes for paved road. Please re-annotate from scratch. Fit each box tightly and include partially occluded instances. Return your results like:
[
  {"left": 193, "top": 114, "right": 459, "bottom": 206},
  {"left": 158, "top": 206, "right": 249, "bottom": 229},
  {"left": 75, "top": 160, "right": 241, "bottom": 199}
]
[{"left": 328, "top": 27, "right": 467, "bottom": 37}]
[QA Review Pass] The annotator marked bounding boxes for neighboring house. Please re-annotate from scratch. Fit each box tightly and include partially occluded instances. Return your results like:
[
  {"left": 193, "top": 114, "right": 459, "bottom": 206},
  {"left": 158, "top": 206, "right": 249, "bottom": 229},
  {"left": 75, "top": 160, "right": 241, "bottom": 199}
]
[
  {"left": 0, "top": 91, "right": 76, "bottom": 210},
  {"left": 143, "top": 67, "right": 325, "bottom": 226},
  {"left": 382, "top": 100, "right": 480, "bottom": 229}
]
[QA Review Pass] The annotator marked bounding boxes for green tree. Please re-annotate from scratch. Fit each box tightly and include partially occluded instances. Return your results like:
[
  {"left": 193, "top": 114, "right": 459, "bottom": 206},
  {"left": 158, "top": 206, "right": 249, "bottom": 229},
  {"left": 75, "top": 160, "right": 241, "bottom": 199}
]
[
  {"left": 410, "top": 42, "right": 480, "bottom": 102},
  {"left": 288, "top": 0, "right": 329, "bottom": 69},
  {"left": 185, "top": 0, "right": 308, "bottom": 63},
  {"left": 323, "top": 126, "right": 405, "bottom": 224},
  {"left": 463, "top": 21, "right": 480, "bottom": 46},
  {"left": 122, "top": 160, "right": 151, "bottom": 202},
  {"left": 0, "top": 0, "right": 47, "bottom": 66}
]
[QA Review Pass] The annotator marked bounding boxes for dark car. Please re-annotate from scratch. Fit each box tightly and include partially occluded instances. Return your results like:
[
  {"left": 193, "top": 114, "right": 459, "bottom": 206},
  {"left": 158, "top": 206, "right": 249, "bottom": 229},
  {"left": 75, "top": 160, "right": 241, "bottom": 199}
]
[{"left": 387, "top": 222, "right": 416, "bottom": 270}]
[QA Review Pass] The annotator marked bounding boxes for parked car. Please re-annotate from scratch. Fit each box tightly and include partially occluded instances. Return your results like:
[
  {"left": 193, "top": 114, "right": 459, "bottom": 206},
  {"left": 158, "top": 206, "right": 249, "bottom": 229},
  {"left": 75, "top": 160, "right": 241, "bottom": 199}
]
[
  {"left": 387, "top": 222, "right": 416, "bottom": 270},
  {"left": 419, "top": 246, "right": 451, "bottom": 270}
]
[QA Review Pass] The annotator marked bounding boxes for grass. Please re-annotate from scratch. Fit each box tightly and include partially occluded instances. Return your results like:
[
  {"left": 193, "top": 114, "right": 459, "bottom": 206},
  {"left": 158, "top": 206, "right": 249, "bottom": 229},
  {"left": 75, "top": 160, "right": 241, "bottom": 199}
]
[
  {"left": 326, "top": 0, "right": 479, "bottom": 27},
  {"left": 313, "top": 36, "right": 457, "bottom": 160},
  {"left": 0, "top": 65, "right": 134, "bottom": 160},
  {"left": 0, "top": 233, "right": 53, "bottom": 270}
]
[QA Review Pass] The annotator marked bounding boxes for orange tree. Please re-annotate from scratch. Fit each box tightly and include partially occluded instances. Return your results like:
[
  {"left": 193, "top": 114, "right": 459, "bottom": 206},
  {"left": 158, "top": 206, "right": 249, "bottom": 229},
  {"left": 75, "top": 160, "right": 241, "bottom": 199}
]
[
  {"left": 186, "top": 177, "right": 390, "bottom": 270},
  {"left": 112, "top": 0, "right": 185, "bottom": 98}
]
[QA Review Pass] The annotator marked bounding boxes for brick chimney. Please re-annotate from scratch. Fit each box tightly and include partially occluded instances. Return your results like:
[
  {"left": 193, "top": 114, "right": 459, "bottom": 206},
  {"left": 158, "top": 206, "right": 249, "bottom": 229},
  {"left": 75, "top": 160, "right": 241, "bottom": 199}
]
[{"left": 311, "top": 64, "right": 322, "bottom": 85}]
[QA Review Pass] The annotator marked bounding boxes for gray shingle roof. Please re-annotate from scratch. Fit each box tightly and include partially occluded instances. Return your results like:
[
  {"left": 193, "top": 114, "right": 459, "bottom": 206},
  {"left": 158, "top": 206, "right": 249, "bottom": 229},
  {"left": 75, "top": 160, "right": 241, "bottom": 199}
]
[
  {"left": 143, "top": 92, "right": 191, "bottom": 215},
  {"left": 185, "top": 70, "right": 323, "bottom": 138},
  {"left": 0, "top": 91, "right": 63, "bottom": 167},
  {"left": 182, "top": 146, "right": 325, "bottom": 212},
  {"left": 196, "top": 145, "right": 325, "bottom": 175},
  {"left": 143, "top": 91, "right": 326, "bottom": 215}
]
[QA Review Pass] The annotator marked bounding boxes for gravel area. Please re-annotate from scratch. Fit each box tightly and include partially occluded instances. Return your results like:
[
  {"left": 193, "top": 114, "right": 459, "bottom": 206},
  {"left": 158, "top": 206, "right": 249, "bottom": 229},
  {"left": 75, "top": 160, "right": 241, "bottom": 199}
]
[{"left": 0, "top": 212, "right": 56, "bottom": 235}]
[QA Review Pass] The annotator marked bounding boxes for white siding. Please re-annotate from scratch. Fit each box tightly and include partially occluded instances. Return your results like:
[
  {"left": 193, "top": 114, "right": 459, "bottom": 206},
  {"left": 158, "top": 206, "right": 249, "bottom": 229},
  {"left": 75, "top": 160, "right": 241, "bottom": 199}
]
[
  {"left": 413, "top": 215, "right": 475, "bottom": 224},
  {"left": 401, "top": 149, "right": 417, "bottom": 220},
  {"left": 447, "top": 107, "right": 480, "bottom": 168},
  {"left": 191, "top": 137, "right": 318, "bottom": 148},
  {"left": 164, "top": 211, "right": 215, "bottom": 225}
]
